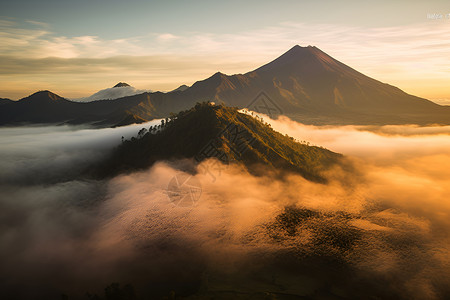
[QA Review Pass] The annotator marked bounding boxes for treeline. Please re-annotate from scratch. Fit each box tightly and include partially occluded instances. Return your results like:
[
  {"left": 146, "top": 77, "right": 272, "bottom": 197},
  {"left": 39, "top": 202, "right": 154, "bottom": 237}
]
[{"left": 125, "top": 102, "right": 217, "bottom": 142}]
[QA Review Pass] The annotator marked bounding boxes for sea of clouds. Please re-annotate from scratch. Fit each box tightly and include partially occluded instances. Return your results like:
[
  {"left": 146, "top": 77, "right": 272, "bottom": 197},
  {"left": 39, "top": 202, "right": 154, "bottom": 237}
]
[{"left": 1, "top": 116, "right": 449, "bottom": 299}]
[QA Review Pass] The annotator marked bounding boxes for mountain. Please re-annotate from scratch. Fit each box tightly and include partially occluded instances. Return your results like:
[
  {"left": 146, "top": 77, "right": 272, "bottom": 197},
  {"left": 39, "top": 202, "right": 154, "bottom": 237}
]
[
  {"left": 1, "top": 45, "right": 450, "bottom": 126},
  {"left": 95, "top": 102, "right": 342, "bottom": 182},
  {"left": 177, "top": 45, "right": 450, "bottom": 124},
  {"left": 0, "top": 90, "right": 158, "bottom": 127},
  {"left": 73, "top": 82, "right": 152, "bottom": 102},
  {"left": 0, "top": 98, "right": 13, "bottom": 106},
  {"left": 113, "top": 82, "right": 131, "bottom": 88},
  {"left": 171, "top": 84, "right": 189, "bottom": 92}
]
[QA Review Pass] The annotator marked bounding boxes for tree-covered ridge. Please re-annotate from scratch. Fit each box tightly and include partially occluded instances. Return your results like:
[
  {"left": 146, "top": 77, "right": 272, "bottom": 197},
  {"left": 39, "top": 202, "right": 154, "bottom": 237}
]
[{"left": 98, "top": 102, "right": 342, "bottom": 182}]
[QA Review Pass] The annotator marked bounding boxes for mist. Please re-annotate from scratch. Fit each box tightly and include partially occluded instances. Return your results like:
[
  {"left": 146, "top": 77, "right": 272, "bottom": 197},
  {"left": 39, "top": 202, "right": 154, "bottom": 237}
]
[
  {"left": 0, "top": 121, "right": 161, "bottom": 184},
  {"left": 72, "top": 86, "right": 153, "bottom": 102},
  {"left": 1, "top": 117, "right": 449, "bottom": 299}
]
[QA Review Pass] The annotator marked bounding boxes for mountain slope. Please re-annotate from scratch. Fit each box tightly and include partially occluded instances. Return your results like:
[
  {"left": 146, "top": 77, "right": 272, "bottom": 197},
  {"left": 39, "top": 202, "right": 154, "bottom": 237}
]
[
  {"left": 95, "top": 103, "right": 342, "bottom": 182},
  {"left": 0, "top": 98, "right": 13, "bottom": 106}
]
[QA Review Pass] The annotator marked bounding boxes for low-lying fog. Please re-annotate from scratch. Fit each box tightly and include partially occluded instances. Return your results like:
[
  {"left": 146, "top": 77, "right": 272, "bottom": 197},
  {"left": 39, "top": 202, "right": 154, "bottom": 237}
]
[{"left": 1, "top": 115, "right": 449, "bottom": 299}]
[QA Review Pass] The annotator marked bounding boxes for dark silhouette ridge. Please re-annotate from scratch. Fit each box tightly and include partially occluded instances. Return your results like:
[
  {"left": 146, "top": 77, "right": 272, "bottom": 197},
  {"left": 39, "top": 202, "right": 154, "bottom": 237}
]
[
  {"left": 0, "top": 98, "right": 14, "bottom": 105},
  {"left": 19, "top": 90, "right": 67, "bottom": 103}
]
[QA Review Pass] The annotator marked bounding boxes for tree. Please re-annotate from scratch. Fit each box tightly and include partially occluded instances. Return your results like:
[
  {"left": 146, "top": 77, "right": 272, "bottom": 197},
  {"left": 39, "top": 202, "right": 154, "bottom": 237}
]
[
  {"left": 104, "top": 283, "right": 137, "bottom": 300},
  {"left": 85, "top": 293, "right": 101, "bottom": 300},
  {"left": 137, "top": 128, "right": 147, "bottom": 138}
]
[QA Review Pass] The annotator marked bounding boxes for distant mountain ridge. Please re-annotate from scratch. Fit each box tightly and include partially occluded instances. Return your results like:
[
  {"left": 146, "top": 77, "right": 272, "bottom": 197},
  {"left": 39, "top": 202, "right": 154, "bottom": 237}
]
[
  {"left": 1, "top": 45, "right": 449, "bottom": 126},
  {"left": 0, "top": 90, "right": 150, "bottom": 126}
]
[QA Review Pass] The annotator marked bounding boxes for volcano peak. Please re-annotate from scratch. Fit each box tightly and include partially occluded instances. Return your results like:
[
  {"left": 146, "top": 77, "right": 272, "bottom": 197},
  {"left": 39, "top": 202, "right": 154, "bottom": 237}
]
[{"left": 113, "top": 82, "right": 131, "bottom": 88}]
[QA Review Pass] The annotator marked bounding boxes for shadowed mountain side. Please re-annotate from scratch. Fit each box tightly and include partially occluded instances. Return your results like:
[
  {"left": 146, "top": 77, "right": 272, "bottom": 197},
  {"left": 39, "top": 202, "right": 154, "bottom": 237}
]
[
  {"left": 94, "top": 103, "right": 342, "bottom": 182},
  {"left": 0, "top": 91, "right": 165, "bottom": 127},
  {"left": 0, "top": 98, "right": 13, "bottom": 105}
]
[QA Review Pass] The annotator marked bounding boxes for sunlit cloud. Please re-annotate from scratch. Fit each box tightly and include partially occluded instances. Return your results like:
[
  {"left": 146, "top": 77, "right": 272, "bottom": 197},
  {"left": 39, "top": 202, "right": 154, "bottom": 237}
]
[{"left": 156, "top": 33, "right": 180, "bottom": 42}]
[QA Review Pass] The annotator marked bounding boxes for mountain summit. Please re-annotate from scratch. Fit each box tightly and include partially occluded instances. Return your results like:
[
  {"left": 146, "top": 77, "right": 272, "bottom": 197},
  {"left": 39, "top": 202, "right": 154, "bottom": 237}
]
[
  {"left": 21, "top": 91, "right": 67, "bottom": 103},
  {"left": 113, "top": 82, "right": 131, "bottom": 88}
]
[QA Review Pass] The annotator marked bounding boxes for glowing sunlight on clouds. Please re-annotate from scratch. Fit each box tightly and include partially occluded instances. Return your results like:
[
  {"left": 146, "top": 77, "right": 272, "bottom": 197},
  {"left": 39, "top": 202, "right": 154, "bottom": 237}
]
[{"left": 0, "top": 118, "right": 450, "bottom": 298}]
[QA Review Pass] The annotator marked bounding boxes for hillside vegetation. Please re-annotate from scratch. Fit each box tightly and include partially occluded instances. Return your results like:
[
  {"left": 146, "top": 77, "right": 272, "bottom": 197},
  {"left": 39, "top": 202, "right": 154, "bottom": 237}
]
[{"left": 97, "top": 103, "right": 342, "bottom": 182}]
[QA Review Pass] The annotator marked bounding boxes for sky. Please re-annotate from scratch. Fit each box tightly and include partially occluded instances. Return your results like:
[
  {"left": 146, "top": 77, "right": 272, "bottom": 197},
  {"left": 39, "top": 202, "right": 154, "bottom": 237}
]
[{"left": 0, "top": 0, "right": 449, "bottom": 102}]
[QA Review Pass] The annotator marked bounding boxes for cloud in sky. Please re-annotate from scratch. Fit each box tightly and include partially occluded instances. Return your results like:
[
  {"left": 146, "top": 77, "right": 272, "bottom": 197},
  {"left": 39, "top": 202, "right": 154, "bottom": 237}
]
[{"left": 0, "top": 19, "right": 449, "bottom": 100}]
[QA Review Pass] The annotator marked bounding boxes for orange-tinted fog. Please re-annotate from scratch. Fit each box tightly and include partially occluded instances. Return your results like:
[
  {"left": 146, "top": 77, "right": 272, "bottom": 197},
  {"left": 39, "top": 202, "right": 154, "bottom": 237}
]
[{"left": 0, "top": 119, "right": 449, "bottom": 299}]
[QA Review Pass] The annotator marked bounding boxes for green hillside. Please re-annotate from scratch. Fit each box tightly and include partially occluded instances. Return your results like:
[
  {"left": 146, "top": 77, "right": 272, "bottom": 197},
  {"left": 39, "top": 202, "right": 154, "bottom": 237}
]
[{"left": 97, "top": 103, "right": 341, "bottom": 182}]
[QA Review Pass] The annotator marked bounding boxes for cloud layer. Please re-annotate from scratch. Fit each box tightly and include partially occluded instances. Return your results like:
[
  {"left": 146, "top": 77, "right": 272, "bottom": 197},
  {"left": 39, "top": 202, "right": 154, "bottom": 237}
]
[{"left": 1, "top": 118, "right": 450, "bottom": 299}]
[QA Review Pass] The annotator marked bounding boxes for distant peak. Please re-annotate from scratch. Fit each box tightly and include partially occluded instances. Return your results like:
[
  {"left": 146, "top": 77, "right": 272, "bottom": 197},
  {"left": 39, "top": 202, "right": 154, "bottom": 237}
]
[
  {"left": 31, "top": 90, "right": 57, "bottom": 98},
  {"left": 171, "top": 84, "right": 189, "bottom": 92},
  {"left": 22, "top": 90, "right": 64, "bottom": 102},
  {"left": 210, "top": 72, "right": 229, "bottom": 81},
  {"left": 113, "top": 82, "right": 131, "bottom": 88},
  {"left": 285, "top": 44, "right": 317, "bottom": 54}
]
